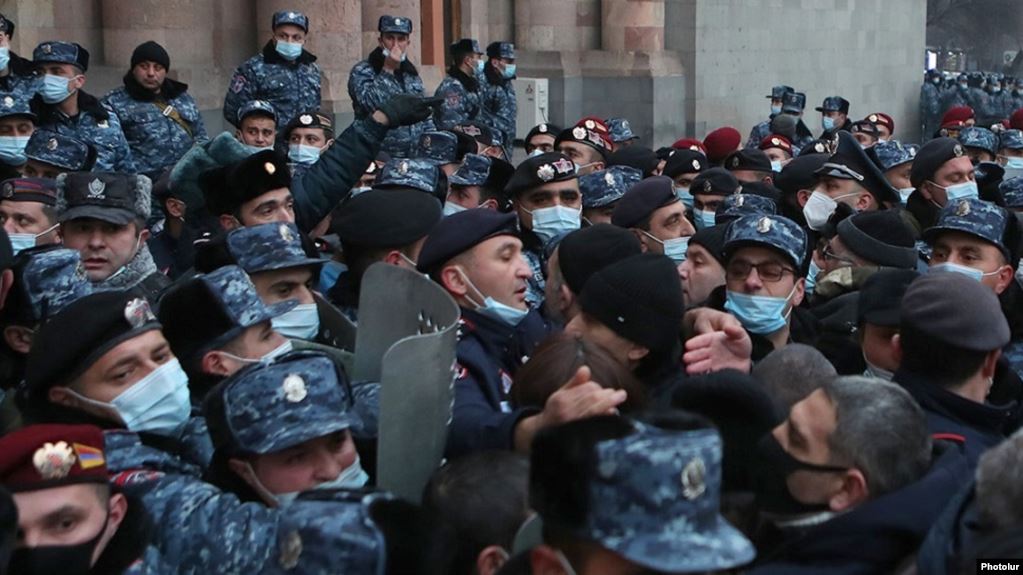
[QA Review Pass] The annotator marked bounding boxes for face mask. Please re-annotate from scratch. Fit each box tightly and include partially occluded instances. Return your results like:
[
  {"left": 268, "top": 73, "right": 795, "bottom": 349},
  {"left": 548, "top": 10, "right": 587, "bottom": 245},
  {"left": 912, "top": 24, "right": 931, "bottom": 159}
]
[
  {"left": 1005, "top": 157, "right": 1023, "bottom": 170},
  {"left": 771, "top": 160, "right": 783, "bottom": 173},
  {"left": 502, "top": 64, "right": 516, "bottom": 79},
  {"left": 675, "top": 186, "right": 694, "bottom": 209},
  {"left": 244, "top": 144, "right": 275, "bottom": 155},
  {"left": 8, "top": 223, "right": 58, "bottom": 255},
  {"left": 929, "top": 261, "right": 998, "bottom": 282},
  {"left": 219, "top": 339, "right": 294, "bottom": 367},
  {"left": 350, "top": 186, "right": 371, "bottom": 197},
  {"left": 381, "top": 48, "right": 408, "bottom": 62},
  {"left": 693, "top": 208, "right": 717, "bottom": 230},
  {"left": 724, "top": 285, "right": 797, "bottom": 335},
  {"left": 822, "top": 116, "right": 836, "bottom": 131},
  {"left": 574, "top": 161, "right": 598, "bottom": 175},
  {"left": 322, "top": 455, "right": 369, "bottom": 489},
  {"left": 474, "top": 59, "right": 485, "bottom": 74},
  {"left": 443, "top": 201, "right": 468, "bottom": 217},
  {"left": 771, "top": 104, "right": 782, "bottom": 115},
  {"left": 643, "top": 231, "right": 688, "bottom": 263},
  {"left": 805, "top": 259, "right": 821, "bottom": 298},
  {"left": 993, "top": 87, "right": 1002, "bottom": 94},
  {"left": 959, "top": 84, "right": 968, "bottom": 92},
  {"left": 0, "top": 134, "right": 29, "bottom": 165},
  {"left": 863, "top": 358, "right": 894, "bottom": 381},
  {"left": 275, "top": 40, "right": 303, "bottom": 60},
  {"left": 933, "top": 180, "right": 979, "bottom": 203},
  {"left": 0, "top": 47, "right": 8, "bottom": 71},
  {"left": 898, "top": 187, "right": 915, "bottom": 204},
  {"left": 753, "top": 433, "right": 846, "bottom": 516},
  {"left": 802, "top": 190, "right": 838, "bottom": 231},
  {"left": 525, "top": 205, "right": 581, "bottom": 243},
  {"left": 528, "top": 148, "right": 545, "bottom": 158},
  {"left": 288, "top": 144, "right": 321, "bottom": 165},
  {"left": 9, "top": 512, "right": 109, "bottom": 575},
  {"left": 271, "top": 303, "right": 320, "bottom": 340},
  {"left": 459, "top": 268, "right": 529, "bottom": 327},
  {"left": 39, "top": 74, "right": 76, "bottom": 104},
  {"left": 112, "top": 358, "right": 190, "bottom": 435}
]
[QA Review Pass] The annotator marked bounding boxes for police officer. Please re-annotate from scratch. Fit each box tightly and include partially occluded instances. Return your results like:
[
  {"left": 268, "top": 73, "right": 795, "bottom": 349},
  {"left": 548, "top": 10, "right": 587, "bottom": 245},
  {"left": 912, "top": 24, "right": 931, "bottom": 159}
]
[
  {"left": 0, "top": 14, "right": 35, "bottom": 95},
  {"left": 0, "top": 178, "right": 59, "bottom": 253},
  {"left": 223, "top": 10, "right": 320, "bottom": 133},
  {"left": 958, "top": 125, "right": 999, "bottom": 164},
  {"left": 746, "top": 85, "right": 793, "bottom": 148},
  {"left": 869, "top": 140, "right": 918, "bottom": 205},
  {"left": 233, "top": 100, "right": 278, "bottom": 153},
  {"left": 611, "top": 176, "right": 694, "bottom": 264},
  {"left": 578, "top": 165, "right": 641, "bottom": 225},
  {"left": 415, "top": 130, "right": 462, "bottom": 177},
  {"left": 0, "top": 90, "right": 35, "bottom": 176},
  {"left": 442, "top": 152, "right": 490, "bottom": 214},
  {"left": 21, "top": 129, "right": 94, "bottom": 180},
  {"left": 606, "top": 117, "right": 639, "bottom": 151},
  {"left": 373, "top": 157, "right": 445, "bottom": 202},
  {"left": 480, "top": 42, "right": 517, "bottom": 156},
  {"left": 55, "top": 172, "right": 170, "bottom": 301},
  {"left": 816, "top": 96, "right": 852, "bottom": 138},
  {"left": 944, "top": 74, "right": 971, "bottom": 111},
  {"left": 523, "top": 122, "right": 560, "bottom": 156},
  {"left": 921, "top": 70, "right": 943, "bottom": 140},
  {"left": 906, "top": 137, "right": 976, "bottom": 231},
  {"left": 282, "top": 110, "right": 333, "bottom": 178},
  {"left": 348, "top": 15, "right": 435, "bottom": 158},
  {"left": 662, "top": 148, "right": 708, "bottom": 211},
  {"left": 102, "top": 41, "right": 206, "bottom": 179},
  {"left": 555, "top": 117, "right": 613, "bottom": 176},
  {"left": 416, "top": 208, "right": 622, "bottom": 457},
  {"left": 690, "top": 167, "right": 741, "bottom": 230},
  {"left": 435, "top": 39, "right": 485, "bottom": 131},
  {"left": 30, "top": 42, "right": 136, "bottom": 173}
]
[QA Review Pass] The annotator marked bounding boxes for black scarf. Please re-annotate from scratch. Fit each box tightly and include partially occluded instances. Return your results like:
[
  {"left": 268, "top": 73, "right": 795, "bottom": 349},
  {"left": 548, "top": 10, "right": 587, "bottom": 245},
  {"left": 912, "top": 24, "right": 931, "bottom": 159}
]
[
  {"left": 122, "top": 72, "right": 189, "bottom": 102},
  {"left": 446, "top": 65, "right": 479, "bottom": 92},
  {"left": 261, "top": 39, "right": 317, "bottom": 66}
]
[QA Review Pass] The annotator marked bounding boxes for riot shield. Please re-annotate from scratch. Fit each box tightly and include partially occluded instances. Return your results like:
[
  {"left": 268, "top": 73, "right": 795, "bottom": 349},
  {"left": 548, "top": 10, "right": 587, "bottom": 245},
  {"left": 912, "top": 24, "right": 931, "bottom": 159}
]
[
  {"left": 314, "top": 292, "right": 357, "bottom": 352},
  {"left": 356, "top": 263, "right": 460, "bottom": 503}
]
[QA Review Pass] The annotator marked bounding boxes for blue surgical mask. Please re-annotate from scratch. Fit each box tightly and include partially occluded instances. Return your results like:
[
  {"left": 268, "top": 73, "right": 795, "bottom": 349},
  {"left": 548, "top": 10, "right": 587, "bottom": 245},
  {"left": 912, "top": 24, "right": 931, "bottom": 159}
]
[
  {"left": 459, "top": 268, "right": 529, "bottom": 326},
  {"left": 771, "top": 104, "right": 782, "bottom": 115},
  {"left": 0, "top": 47, "right": 9, "bottom": 72},
  {"left": 525, "top": 205, "right": 581, "bottom": 243},
  {"left": 0, "top": 135, "right": 29, "bottom": 166},
  {"left": 929, "top": 262, "right": 994, "bottom": 282},
  {"left": 244, "top": 144, "right": 275, "bottom": 155},
  {"left": 443, "top": 201, "right": 468, "bottom": 217},
  {"left": 1005, "top": 157, "right": 1023, "bottom": 170},
  {"left": 272, "top": 303, "right": 320, "bottom": 340},
  {"left": 771, "top": 160, "right": 783, "bottom": 173},
  {"left": 219, "top": 339, "right": 294, "bottom": 366},
  {"left": 693, "top": 208, "right": 717, "bottom": 230},
  {"left": 321, "top": 455, "right": 369, "bottom": 489},
  {"left": 643, "top": 231, "right": 688, "bottom": 263},
  {"left": 8, "top": 223, "right": 58, "bottom": 255},
  {"left": 822, "top": 116, "right": 836, "bottom": 131},
  {"left": 475, "top": 59, "right": 485, "bottom": 74},
  {"left": 724, "top": 286, "right": 796, "bottom": 335},
  {"left": 381, "top": 48, "right": 408, "bottom": 62},
  {"left": 319, "top": 260, "right": 345, "bottom": 293},
  {"left": 528, "top": 148, "right": 546, "bottom": 158},
  {"left": 502, "top": 64, "right": 517, "bottom": 79},
  {"left": 39, "top": 74, "right": 75, "bottom": 104},
  {"left": 675, "top": 186, "right": 694, "bottom": 209},
  {"left": 288, "top": 144, "right": 321, "bottom": 165},
  {"left": 898, "top": 187, "right": 915, "bottom": 205},
  {"left": 275, "top": 40, "right": 303, "bottom": 61},
  {"left": 805, "top": 259, "right": 821, "bottom": 297},
  {"left": 937, "top": 180, "right": 979, "bottom": 202}
]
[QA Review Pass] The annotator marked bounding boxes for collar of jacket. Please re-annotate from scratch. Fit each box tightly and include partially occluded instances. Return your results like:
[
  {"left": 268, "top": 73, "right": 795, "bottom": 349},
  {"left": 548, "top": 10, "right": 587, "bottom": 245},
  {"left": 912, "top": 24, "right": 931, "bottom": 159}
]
[
  {"left": 447, "top": 65, "right": 480, "bottom": 92},
  {"left": 31, "top": 89, "right": 110, "bottom": 124},
  {"left": 122, "top": 71, "right": 189, "bottom": 101},
  {"left": 484, "top": 62, "right": 512, "bottom": 85},
  {"left": 262, "top": 39, "right": 317, "bottom": 65},
  {"left": 367, "top": 46, "right": 420, "bottom": 77},
  {"left": 894, "top": 368, "right": 1015, "bottom": 437}
]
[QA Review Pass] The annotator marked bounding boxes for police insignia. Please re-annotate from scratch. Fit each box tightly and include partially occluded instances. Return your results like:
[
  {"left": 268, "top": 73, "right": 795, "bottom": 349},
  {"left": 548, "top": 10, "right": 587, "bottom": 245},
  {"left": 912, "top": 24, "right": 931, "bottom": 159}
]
[
  {"left": 757, "top": 216, "right": 773, "bottom": 233},
  {"left": 538, "top": 124, "right": 548, "bottom": 133},
  {"left": 97, "top": 120, "right": 109, "bottom": 129},
  {"left": 572, "top": 127, "right": 587, "bottom": 140},
  {"left": 868, "top": 114, "right": 879, "bottom": 122},
  {"left": 584, "top": 119, "right": 596, "bottom": 130},
  {"left": 282, "top": 374, "right": 308, "bottom": 403},
  {"left": 124, "top": 298, "right": 155, "bottom": 328},
  {"left": 622, "top": 119, "right": 631, "bottom": 130},
  {"left": 461, "top": 125, "right": 482, "bottom": 137},
  {"left": 265, "top": 162, "right": 276, "bottom": 175},
  {"left": 299, "top": 114, "right": 313, "bottom": 125},
  {"left": 813, "top": 142, "right": 826, "bottom": 153},
  {"left": 956, "top": 200, "right": 971, "bottom": 216},
  {"left": 73, "top": 443, "right": 105, "bottom": 470},
  {"left": 604, "top": 172, "right": 615, "bottom": 186},
  {"left": 398, "top": 160, "right": 409, "bottom": 175},
  {"left": 47, "top": 138, "right": 58, "bottom": 151},
  {"left": 87, "top": 178, "right": 106, "bottom": 199},
  {"left": 909, "top": 147, "right": 917, "bottom": 158},
  {"left": 536, "top": 164, "right": 556, "bottom": 182},
  {"left": 2, "top": 96, "right": 11, "bottom": 108},
  {"left": 422, "top": 135, "right": 432, "bottom": 149},
  {"left": 692, "top": 159, "right": 701, "bottom": 170},
  {"left": 230, "top": 75, "right": 245, "bottom": 94},
  {"left": 42, "top": 44, "right": 52, "bottom": 55},
  {"left": 394, "top": 18, "right": 402, "bottom": 25},
  {"left": 736, "top": 194, "right": 745, "bottom": 207},
  {"left": 703, "top": 180, "right": 712, "bottom": 193},
  {"left": 279, "top": 223, "right": 294, "bottom": 242},
  {"left": 731, "top": 156, "right": 741, "bottom": 169},
  {"left": 771, "top": 137, "right": 781, "bottom": 146},
  {"left": 552, "top": 158, "right": 574, "bottom": 174},
  {"left": 33, "top": 441, "right": 76, "bottom": 480},
  {"left": 1, "top": 182, "right": 12, "bottom": 198},
  {"left": 446, "top": 93, "right": 461, "bottom": 108},
  {"left": 953, "top": 144, "right": 964, "bottom": 157},
  {"left": 681, "top": 457, "right": 707, "bottom": 500},
  {"left": 279, "top": 530, "right": 303, "bottom": 570}
]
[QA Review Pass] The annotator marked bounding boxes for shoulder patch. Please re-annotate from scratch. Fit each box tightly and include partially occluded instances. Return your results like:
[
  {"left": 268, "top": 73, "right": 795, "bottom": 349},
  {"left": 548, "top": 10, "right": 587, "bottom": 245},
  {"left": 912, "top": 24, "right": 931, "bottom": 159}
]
[
  {"left": 111, "top": 469, "right": 165, "bottom": 487},
  {"left": 230, "top": 75, "right": 246, "bottom": 94},
  {"left": 446, "top": 92, "right": 461, "bottom": 107}
]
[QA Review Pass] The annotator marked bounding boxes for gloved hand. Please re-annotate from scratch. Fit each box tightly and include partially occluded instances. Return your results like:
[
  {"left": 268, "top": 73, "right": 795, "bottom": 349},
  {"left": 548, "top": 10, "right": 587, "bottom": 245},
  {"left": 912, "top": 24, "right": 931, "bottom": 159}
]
[{"left": 378, "top": 95, "right": 443, "bottom": 127}]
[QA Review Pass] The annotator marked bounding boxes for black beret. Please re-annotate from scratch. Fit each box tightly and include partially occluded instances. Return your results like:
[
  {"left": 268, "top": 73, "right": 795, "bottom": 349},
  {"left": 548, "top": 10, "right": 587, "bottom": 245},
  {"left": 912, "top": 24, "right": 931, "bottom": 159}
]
[
  {"left": 25, "top": 291, "right": 160, "bottom": 401},
  {"left": 416, "top": 208, "right": 518, "bottom": 273},
  {"left": 504, "top": 152, "right": 577, "bottom": 196},
  {"left": 556, "top": 224, "right": 643, "bottom": 294},
  {"left": 688, "top": 224, "right": 728, "bottom": 266},
  {"left": 525, "top": 123, "right": 561, "bottom": 144},
  {"left": 901, "top": 273, "right": 1010, "bottom": 351},
  {"left": 284, "top": 110, "right": 334, "bottom": 138},
  {"left": 798, "top": 139, "right": 833, "bottom": 157},
  {"left": 332, "top": 189, "right": 441, "bottom": 248},
  {"left": 690, "top": 167, "right": 740, "bottom": 197},
  {"left": 204, "top": 151, "right": 291, "bottom": 216},
  {"left": 738, "top": 181, "right": 781, "bottom": 203},
  {"left": 724, "top": 148, "right": 772, "bottom": 173},
  {"left": 774, "top": 153, "right": 827, "bottom": 195},
  {"left": 610, "top": 176, "right": 677, "bottom": 228},
  {"left": 815, "top": 131, "right": 899, "bottom": 205},
  {"left": 910, "top": 137, "right": 967, "bottom": 189},
  {"left": 606, "top": 146, "right": 659, "bottom": 178},
  {"left": 662, "top": 149, "right": 708, "bottom": 179},
  {"left": 857, "top": 268, "right": 919, "bottom": 327},
  {"left": 579, "top": 253, "right": 684, "bottom": 353},
  {"left": 836, "top": 210, "right": 917, "bottom": 269}
]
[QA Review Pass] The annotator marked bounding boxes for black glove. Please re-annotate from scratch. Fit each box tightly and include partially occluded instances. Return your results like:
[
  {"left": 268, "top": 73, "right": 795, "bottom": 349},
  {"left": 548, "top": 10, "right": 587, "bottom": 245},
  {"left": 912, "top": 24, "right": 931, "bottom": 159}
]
[{"left": 378, "top": 95, "right": 443, "bottom": 127}]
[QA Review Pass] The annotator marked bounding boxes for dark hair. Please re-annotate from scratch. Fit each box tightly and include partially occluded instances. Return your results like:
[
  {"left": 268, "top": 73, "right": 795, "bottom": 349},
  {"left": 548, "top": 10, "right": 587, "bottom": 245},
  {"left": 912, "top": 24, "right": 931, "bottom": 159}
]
[
  {"left": 369, "top": 497, "right": 452, "bottom": 575},
  {"left": 512, "top": 333, "right": 647, "bottom": 412},
  {"left": 422, "top": 451, "right": 530, "bottom": 575},
  {"left": 898, "top": 324, "right": 989, "bottom": 387}
]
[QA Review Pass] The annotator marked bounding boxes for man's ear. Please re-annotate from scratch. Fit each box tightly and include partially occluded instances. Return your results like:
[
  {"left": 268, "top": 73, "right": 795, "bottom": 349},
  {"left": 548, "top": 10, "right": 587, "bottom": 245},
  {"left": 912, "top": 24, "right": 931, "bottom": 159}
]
[
  {"left": 3, "top": 325, "right": 34, "bottom": 354},
  {"left": 201, "top": 350, "right": 234, "bottom": 377},
  {"left": 829, "top": 468, "right": 869, "bottom": 512},
  {"left": 530, "top": 545, "right": 570, "bottom": 575},
  {"left": 797, "top": 189, "right": 812, "bottom": 207},
  {"left": 994, "top": 264, "right": 1015, "bottom": 295},
  {"left": 891, "top": 333, "right": 903, "bottom": 370},
  {"left": 480, "top": 198, "right": 499, "bottom": 211},
  {"left": 476, "top": 545, "right": 510, "bottom": 575},
  {"left": 382, "top": 250, "right": 404, "bottom": 266},
  {"left": 982, "top": 348, "right": 1001, "bottom": 380},
  {"left": 626, "top": 343, "right": 651, "bottom": 363},
  {"left": 219, "top": 214, "right": 240, "bottom": 231},
  {"left": 630, "top": 228, "right": 650, "bottom": 252},
  {"left": 439, "top": 265, "right": 469, "bottom": 297}
]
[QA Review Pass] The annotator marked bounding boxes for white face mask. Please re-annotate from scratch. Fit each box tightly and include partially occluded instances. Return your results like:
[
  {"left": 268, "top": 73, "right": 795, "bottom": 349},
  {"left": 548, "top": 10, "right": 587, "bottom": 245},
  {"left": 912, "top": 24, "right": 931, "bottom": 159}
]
[
  {"left": 217, "top": 339, "right": 293, "bottom": 367},
  {"left": 802, "top": 190, "right": 858, "bottom": 231},
  {"left": 897, "top": 187, "right": 914, "bottom": 204}
]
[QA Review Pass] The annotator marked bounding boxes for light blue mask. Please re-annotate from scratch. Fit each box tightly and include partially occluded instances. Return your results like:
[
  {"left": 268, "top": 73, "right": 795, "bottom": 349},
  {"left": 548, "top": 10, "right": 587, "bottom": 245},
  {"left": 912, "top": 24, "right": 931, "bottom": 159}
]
[
  {"left": 805, "top": 259, "right": 821, "bottom": 297},
  {"left": 723, "top": 286, "right": 796, "bottom": 335},
  {"left": 319, "top": 261, "right": 345, "bottom": 294},
  {"left": 382, "top": 48, "right": 407, "bottom": 62},
  {"left": 942, "top": 180, "right": 979, "bottom": 202},
  {"left": 675, "top": 186, "right": 694, "bottom": 209},
  {"left": 461, "top": 269, "right": 529, "bottom": 326},
  {"left": 898, "top": 187, "right": 914, "bottom": 205},
  {"left": 275, "top": 40, "right": 303, "bottom": 61},
  {"left": 443, "top": 201, "right": 468, "bottom": 217},
  {"left": 502, "top": 64, "right": 517, "bottom": 79},
  {"left": 929, "top": 262, "right": 994, "bottom": 282},
  {"left": 0, "top": 135, "right": 29, "bottom": 166},
  {"left": 70, "top": 358, "right": 192, "bottom": 436},
  {"left": 771, "top": 160, "right": 783, "bottom": 173},
  {"left": 771, "top": 104, "right": 782, "bottom": 115},
  {"left": 693, "top": 208, "right": 717, "bottom": 230},
  {"left": 643, "top": 231, "right": 688, "bottom": 263},
  {"left": 350, "top": 186, "right": 371, "bottom": 197},
  {"left": 1005, "top": 157, "right": 1023, "bottom": 170},
  {"left": 272, "top": 303, "right": 320, "bottom": 340},
  {"left": 244, "top": 144, "right": 275, "bottom": 155},
  {"left": 822, "top": 116, "right": 836, "bottom": 131},
  {"left": 526, "top": 205, "right": 581, "bottom": 243},
  {"left": 39, "top": 74, "right": 75, "bottom": 104},
  {"left": 8, "top": 224, "right": 58, "bottom": 255},
  {"left": 475, "top": 59, "right": 485, "bottom": 74},
  {"left": 0, "top": 47, "right": 9, "bottom": 72},
  {"left": 273, "top": 455, "right": 369, "bottom": 507},
  {"left": 528, "top": 148, "right": 546, "bottom": 158},
  {"left": 288, "top": 144, "right": 321, "bottom": 165}
]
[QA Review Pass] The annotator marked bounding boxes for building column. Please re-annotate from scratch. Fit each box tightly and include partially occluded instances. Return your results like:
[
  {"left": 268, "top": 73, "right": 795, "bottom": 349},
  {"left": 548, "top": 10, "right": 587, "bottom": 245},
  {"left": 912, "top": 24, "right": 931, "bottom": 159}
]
[
  {"left": 601, "top": 0, "right": 665, "bottom": 52},
  {"left": 515, "top": 0, "right": 599, "bottom": 51}
]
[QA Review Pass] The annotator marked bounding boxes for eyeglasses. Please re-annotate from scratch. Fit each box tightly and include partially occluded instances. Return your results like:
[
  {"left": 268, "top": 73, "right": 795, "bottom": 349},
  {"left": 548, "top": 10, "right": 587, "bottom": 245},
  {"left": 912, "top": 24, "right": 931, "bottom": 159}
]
[
  {"left": 725, "top": 260, "right": 795, "bottom": 283},
  {"left": 821, "top": 244, "right": 857, "bottom": 266}
]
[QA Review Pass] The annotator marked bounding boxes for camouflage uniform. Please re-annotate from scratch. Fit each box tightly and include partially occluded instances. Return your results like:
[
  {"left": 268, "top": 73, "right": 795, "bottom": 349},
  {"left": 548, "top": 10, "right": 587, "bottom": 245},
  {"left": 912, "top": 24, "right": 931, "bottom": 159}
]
[
  {"left": 943, "top": 83, "right": 971, "bottom": 111},
  {"left": 449, "top": 152, "right": 491, "bottom": 187},
  {"left": 31, "top": 91, "right": 136, "bottom": 173},
  {"left": 24, "top": 129, "right": 95, "bottom": 172},
  {"left": 920, "top": 78, "right": 942, "bottom": 139},
  {"left": 434, "top": 39, "right": 485, "bottom": 130},
  {"left": 415, "top": 130, "right": 459, "bottom": 165},
  {"left": 579, "top": 165, "right": 642, "bottom": 213},
  {"left": 14, "top": 246, "right": 92, "bottom": 321},
  {"left": 715, "top": 192, "right": 776, "bottom": 224},
  {"left": 480, "top": 42, "right": 517, "bottom": 155},
  {"left": 373, "top": 157, "right": 442, "bottom": 198},
  {"left": 102, "top": 77, "right": 207, "bottom": 177},
  {"left": 957, "top": 126, "right": 998, "bottom": 157},
  {"left": 222, "top": 42, "right": 321, "bottom": 131}
]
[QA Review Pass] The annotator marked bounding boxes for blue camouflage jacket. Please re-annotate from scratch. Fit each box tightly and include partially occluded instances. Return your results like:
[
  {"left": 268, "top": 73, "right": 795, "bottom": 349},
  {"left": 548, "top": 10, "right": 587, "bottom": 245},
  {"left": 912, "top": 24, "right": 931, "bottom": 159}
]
[
  {"left": 348, "top": 48, "right": 435, "bottom": 158},
  {"left": 223, "top": 41, "right": 321, "bottom": 130},
  {"left": 31, "top": 90, "right": 137, "bottom": 173},
  {"left": 480, "top": 64, "right": 516, "bottom": 153},
  {"left": 434, "top": 67, "right": 483, "bottom": 131},
  {"left": 0, "top": 51, "right": 37, "bottom": 96},
  {"left": 102, "top": 75, "right": 208, "bottom": 177}
]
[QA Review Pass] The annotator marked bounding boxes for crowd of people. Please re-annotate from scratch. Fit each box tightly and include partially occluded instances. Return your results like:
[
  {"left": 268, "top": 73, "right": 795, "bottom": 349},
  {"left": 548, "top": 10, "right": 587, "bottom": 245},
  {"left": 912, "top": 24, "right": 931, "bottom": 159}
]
[{"left": 0, "top": 7, "right": 1019, "bottom": 575}]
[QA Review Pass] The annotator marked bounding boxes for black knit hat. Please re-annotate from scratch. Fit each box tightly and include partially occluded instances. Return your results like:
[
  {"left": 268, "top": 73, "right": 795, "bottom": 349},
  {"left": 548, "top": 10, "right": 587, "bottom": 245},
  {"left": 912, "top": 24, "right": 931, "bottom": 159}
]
[
  {"left": 557, "top": 224, "right": 643, "bottom": 294},
  {"left": 579, "top": 254, "right": 684, "bottom": 353},
  {"left": 131, "top": 41, "right": 170, "bottom": 71},
  {"left": 688, "top": 224, "right": 728, "bottom": 266},
  {"left": 835, "top": 210, "right": 917, "bottom": 269}
]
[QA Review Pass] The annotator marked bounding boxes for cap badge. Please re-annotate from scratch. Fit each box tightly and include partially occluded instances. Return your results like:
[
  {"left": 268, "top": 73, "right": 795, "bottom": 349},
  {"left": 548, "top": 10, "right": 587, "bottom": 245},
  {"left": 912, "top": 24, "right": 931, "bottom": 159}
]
[
  {"left": 604, "top": 172, "right": 615, "bottom": 186},
  {"left": 813, "top": 142, "right": 826, "bottom": 153},
  {"left": 681, "top": 457, "right": 707, "bottom": 500},
  {"left": 692, "top": 159, "right": 701, "bottom": 170},
  {"left": 622, "top": 119, "right": 630, "bottom": 130},
  {"left": 279, "top": 223, "right": 294, "bottom": 242},
  {"left": 868, "top": 114, "right": 879, "bottom": 122},
  {"left": 757, "top": 216, "right": 773, "bottom": 234},
  {"left": 42, "top": 44, "right": 52, "bottom": 55},
  {"left": 288, "top": 11, "right": 298, "bottom": 19},
  {"left": 97, "top": 120, "right": 109, "bottom": 129},
  {"left": 394, "top": 18, "right": 401, "bottom": 25},
  {"left": 1, "top": 182, "right": 13, "bottom": 198},
  {"left": 552, "top": 157, "right": 575, "bottom": 174},
  {"left": 909, "top": 147, "right": 917, "bottom": 158},
  {"left": 689, "top": 145, "right": 701, "bottom": 152},
  {"left": 572, "top": 127, "right": 587, "bottom": 140},
  {"left": 771, "top": 138, "right": 780, "bottom": 146},
  {"left": 47, "top": 138, "right": 58, "bottom": 151},
  {"left": 538, "top": 124, "right": 548, "bottom": 133},
  {"left": 422, "top": 135, "right": 431, "bottom": 149},
  {"left": 537, "top": 164, "right": 555, "bottom": 182},
  {"left": 703, "top": 180, "right": 712, "bottom": 193},
  {"left": 956, "top": 200, "right": 971, "bottom": 217},
  {"left": 87, "top": 178, "right": 106, "bottom": 199},
  {"left": 124, "top": 298, "right": 155, "bottom": 328},
  {"left": 2, "top": 96, "right": 11, "bottom": 108},
  {"left": 33, "top": 441, "right": 76, "bottom": 480},
  {"left": 731, "top": 157, "right": 741, "bottom": 169},
  {"left": 279, "top": 530, "right": 303, "bottom": 569},
  {"left": 264, "top": 162, "right": 276, "bottom": 175},
  {"left": 735, "top": 194, "right": 745, "bottom": 207},
  {"left": 953, "top": 144, "right": 964, "bottom": 157},
  {"left": 462, "top": 125, "right": 482, "bottom": 137},
  {"left": 299, "top": 114, "right": 313, "bottom": 125},
  {"left": 584, "top": 119, "right": 596, "bottom": 130},
  {"left": 282, "top": 374, "right": 308, "bottom": 403},
  {"left": 398, "top": 160, "right": 409, "bottom": 175}
]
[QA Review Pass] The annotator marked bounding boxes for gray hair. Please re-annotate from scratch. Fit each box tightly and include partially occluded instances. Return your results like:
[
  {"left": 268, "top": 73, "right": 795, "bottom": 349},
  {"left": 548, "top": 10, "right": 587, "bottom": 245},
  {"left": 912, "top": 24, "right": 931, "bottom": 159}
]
[
  {"left": 752, "top": 343, "right": 837, "bottom": 415},
  {"left": 976, "top": 432, "right": 1023, "bottom": 529},
  {"left": 823, "top": 376, "right": 931, "bottom": 498}
]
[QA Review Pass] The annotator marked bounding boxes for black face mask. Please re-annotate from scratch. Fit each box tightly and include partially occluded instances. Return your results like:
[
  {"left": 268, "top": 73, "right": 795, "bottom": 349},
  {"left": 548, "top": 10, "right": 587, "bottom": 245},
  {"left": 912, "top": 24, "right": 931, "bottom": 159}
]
[
  {"left": 752, "top": 433, "right": 848, "bottom": 516},
  {"left": 9, "top": 512, "right": 109, "bottom": 575}
]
